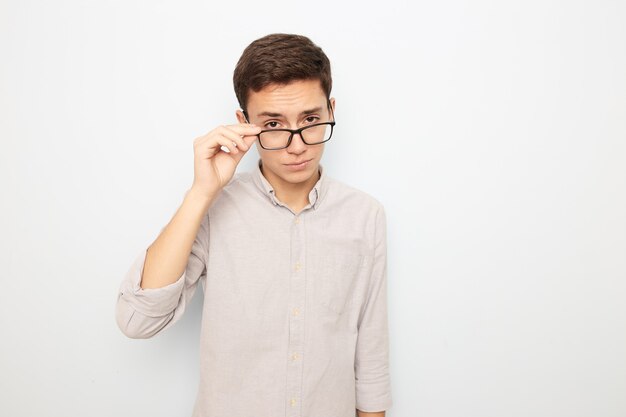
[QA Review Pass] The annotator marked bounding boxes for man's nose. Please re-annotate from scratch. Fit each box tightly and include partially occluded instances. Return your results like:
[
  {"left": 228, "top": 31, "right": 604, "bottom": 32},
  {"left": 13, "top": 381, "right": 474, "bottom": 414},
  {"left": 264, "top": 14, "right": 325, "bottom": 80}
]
[{"left": 287, "top": 132, "right": 306, "bottom": 152}]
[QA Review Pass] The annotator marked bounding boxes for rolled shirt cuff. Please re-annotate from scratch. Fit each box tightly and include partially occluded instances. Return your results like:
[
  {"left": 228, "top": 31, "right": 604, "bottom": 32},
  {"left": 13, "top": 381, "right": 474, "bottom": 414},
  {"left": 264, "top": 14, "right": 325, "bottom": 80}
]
[{"left": 117, "top": 248, "right": 185, "bottom": 317}]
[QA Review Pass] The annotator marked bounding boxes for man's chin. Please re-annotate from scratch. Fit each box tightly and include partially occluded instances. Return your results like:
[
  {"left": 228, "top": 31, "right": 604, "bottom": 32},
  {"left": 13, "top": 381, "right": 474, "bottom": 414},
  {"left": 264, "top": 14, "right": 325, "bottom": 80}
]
[{"left": 261, "top": 157, "right": 320, "bottom": 186}]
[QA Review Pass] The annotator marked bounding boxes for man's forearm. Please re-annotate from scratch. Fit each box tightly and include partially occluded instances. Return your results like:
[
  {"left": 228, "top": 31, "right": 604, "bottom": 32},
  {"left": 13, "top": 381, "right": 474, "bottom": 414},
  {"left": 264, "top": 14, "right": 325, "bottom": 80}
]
[
  {"left": 357, "top": 410, "right": 385, "bottom": 417},
  {"left": 140, "top": 187, "right": 216, "bottom": 289}
]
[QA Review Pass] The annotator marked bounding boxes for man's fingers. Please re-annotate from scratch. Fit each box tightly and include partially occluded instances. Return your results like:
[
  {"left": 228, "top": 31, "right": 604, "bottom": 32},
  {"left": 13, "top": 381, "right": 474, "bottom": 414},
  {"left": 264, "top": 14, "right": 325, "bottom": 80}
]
[
  {"left": 215, "top": 136, "right": 242, "bottom": 154},
  {"left": 226, "top": 123, "right": 263, "bottom": 135},
  {"left": 242, "top": 135, "right": 257, "bottom": 148},
  {"left": 218, "top": 125, "right": 261, "bottom": 151},
  {"left": 193, "top": 123, "right": 260, "bottom": 156}
]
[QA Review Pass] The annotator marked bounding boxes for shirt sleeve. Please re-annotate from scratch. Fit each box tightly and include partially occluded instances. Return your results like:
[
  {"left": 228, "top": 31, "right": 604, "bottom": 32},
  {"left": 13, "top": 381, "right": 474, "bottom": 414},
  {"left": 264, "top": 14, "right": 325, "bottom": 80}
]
[
  {"left": 115, "top": 212, "right": 209, "bottom": 339},
  {"left": 355, "top": 204, "right": 393, "bottom": 412}
]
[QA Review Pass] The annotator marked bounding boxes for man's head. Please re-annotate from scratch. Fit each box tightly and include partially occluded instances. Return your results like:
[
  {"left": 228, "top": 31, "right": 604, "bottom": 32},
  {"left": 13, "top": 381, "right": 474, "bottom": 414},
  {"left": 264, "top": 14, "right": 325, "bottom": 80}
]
[
  {"left": 233, "top": 33, "right": 332, "bottom": 116},
  {"left": 233, "top": 33, "right": 335, "bottom": 192}
]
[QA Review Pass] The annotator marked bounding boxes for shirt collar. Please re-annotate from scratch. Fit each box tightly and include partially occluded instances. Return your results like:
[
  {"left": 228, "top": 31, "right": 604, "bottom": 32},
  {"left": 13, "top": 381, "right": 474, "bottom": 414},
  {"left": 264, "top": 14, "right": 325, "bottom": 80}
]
[{"left": 252, "top": 158, "right": 327, "bottom": 210}]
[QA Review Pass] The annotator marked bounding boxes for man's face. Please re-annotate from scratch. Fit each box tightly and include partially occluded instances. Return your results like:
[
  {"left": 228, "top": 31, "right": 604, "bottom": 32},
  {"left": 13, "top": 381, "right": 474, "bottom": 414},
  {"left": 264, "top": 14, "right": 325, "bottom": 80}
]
[{"left": 236, "top": 78, "right": 335, "bottom": 190}]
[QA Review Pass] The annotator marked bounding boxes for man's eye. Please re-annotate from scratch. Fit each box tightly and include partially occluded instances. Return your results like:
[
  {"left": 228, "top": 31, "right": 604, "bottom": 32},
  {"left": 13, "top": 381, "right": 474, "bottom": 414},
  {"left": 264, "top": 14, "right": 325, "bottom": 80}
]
[
  {"left": 265, "top": 121, "right": 279, "bottom": 128},
  {"left": 305, "top": 116, "right": 319, "bottom": 123}
]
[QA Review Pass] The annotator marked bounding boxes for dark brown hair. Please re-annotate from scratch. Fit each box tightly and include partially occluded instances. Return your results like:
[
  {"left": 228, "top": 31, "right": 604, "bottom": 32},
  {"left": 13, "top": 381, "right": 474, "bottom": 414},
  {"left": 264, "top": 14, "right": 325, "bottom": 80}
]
[{"left": 233, "top": 33, "right": 332, "bottom": 114}]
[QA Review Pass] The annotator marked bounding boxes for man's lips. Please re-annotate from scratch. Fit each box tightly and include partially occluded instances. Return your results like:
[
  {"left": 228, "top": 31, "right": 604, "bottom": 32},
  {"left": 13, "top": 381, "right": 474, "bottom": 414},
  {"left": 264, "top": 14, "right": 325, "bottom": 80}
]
[{"left": 284, "top": 159, "right": 312, "bottom": 166}]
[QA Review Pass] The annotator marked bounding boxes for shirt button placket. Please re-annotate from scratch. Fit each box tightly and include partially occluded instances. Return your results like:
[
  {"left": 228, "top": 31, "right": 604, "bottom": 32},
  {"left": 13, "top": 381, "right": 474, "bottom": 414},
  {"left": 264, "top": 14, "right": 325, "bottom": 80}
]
[{"left": 287, "top": 213, "right": 305, "bottom": 416}]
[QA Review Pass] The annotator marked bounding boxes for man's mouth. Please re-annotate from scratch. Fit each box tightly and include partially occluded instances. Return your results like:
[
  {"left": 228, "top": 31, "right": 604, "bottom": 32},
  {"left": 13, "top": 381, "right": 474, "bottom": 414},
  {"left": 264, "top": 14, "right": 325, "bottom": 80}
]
[{"left": 285, "top": 159, "right": 312, "bottom": 166}]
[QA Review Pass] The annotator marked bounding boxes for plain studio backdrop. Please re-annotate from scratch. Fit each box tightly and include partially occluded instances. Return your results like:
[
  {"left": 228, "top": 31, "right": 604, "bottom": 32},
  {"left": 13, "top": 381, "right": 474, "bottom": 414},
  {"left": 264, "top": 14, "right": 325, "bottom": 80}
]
[{"left": 1, "top": 0, "right": 625, "bottom": 416}]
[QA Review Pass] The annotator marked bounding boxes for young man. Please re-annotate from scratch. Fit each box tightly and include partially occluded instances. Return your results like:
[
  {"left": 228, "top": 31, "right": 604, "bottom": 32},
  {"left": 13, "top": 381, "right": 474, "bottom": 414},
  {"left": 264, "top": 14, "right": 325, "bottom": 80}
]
[{"left": 115, "top": 33, "right": 392, "bottom": 417}]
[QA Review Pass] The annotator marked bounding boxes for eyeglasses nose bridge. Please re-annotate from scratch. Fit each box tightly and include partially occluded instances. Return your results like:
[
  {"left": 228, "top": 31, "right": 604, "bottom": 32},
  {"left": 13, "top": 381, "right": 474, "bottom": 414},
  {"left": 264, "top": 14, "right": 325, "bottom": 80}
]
[{"left": 287, "top": 128, "right": 307, "bottom": 147}]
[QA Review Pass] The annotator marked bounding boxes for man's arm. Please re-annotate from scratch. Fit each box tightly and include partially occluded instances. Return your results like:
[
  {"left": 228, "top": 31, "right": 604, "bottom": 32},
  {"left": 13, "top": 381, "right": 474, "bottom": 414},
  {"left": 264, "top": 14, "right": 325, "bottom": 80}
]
[
  {"left": 115, "top": 188, "right": 212, "bottom": 339},
  {"left": 139, "top": 121, "right": 260, "bottom": 290},
  {"left": 140, "top": 187, "right": 216, "bottom": 289},
  {"left": 354, "top": 204, "right": 393, "bottom": 412},
  {"left": 114, "top": 123, "right": 260, "bottom": 339}
]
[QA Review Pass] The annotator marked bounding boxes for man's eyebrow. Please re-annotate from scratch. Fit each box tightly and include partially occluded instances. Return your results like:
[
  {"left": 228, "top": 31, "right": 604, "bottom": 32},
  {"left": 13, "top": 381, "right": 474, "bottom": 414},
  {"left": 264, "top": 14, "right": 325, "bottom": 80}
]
[{"left": 256, "top": 106, "right": 323, "bottom": 118}]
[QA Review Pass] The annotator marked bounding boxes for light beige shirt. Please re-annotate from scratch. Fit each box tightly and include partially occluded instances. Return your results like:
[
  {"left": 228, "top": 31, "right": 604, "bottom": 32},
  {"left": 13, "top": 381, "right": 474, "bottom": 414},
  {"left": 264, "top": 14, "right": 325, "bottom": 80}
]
[{"left": 115, "top": 158, "right": 392, "bottom": 417}]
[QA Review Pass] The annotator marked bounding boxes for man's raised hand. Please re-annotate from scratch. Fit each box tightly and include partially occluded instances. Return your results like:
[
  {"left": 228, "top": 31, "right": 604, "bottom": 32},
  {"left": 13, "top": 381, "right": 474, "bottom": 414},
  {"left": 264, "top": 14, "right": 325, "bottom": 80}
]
[{"left": 191, "top": 123, "right": 262, "bottom": 198}]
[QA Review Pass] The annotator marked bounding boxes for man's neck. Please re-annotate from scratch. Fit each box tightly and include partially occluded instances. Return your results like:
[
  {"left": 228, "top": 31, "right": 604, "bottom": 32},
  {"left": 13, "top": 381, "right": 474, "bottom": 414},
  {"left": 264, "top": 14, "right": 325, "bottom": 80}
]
[{"left": 261, "top": 164, "right": 320, "bottom": 213}]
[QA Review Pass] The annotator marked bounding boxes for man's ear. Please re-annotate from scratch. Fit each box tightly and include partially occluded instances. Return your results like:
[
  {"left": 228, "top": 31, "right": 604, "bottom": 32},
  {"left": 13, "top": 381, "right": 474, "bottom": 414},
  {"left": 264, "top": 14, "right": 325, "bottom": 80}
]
[
  {"left": 329, "top": 97, "right": 336, "bottom": 114},
  {"left": 235, "top": 109, "right": 248, "bottom": 124}
]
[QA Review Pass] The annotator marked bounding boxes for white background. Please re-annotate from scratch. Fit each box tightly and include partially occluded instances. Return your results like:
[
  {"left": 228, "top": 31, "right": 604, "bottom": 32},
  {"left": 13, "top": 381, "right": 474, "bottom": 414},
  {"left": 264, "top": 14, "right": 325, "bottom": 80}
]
[{"left": 1, "top": 1, "right": 625, "bottom": 416}]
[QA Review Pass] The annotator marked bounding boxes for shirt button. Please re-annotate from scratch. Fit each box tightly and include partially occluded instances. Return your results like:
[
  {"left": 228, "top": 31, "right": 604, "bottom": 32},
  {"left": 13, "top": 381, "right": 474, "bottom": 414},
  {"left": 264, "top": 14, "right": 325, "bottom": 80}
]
[
  {"left": 291, "top": 352, "right": 299, "bottom": 361},
  {"left": 292, "top": 307, "right": 300, "bottom": 316},
  {"left": 290, "top": 398, "right": 297, "bottom": 407},
  {"left": 295, "top": 262, "right": 301, "bottom": 272},
  {"left": 294, "top": 216, "right": 300, "bottom": 224}
]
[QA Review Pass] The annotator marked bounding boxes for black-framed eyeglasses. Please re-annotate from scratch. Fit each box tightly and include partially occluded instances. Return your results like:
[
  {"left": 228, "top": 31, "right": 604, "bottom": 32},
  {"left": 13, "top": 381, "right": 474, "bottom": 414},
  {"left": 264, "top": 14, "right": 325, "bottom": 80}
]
[
  {"left": 253, "top": 121, "right": 335, "bottom": 150},
  {"left": 242, "top": 101, "right": 336, "bottom": 150}
]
